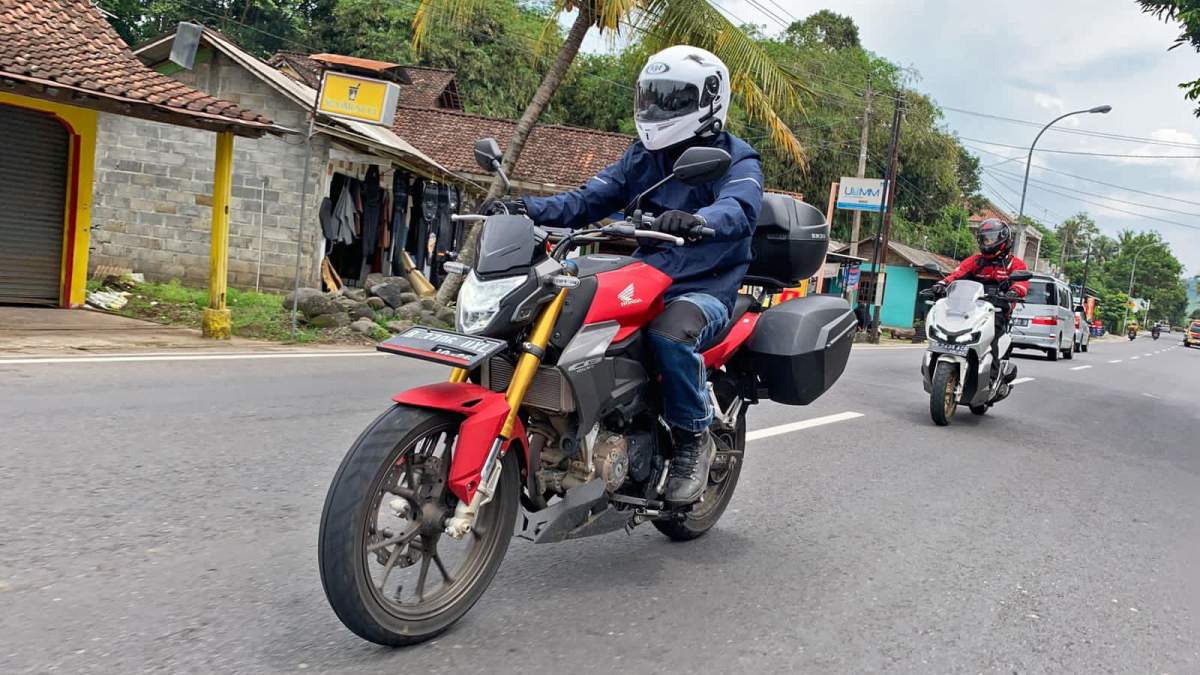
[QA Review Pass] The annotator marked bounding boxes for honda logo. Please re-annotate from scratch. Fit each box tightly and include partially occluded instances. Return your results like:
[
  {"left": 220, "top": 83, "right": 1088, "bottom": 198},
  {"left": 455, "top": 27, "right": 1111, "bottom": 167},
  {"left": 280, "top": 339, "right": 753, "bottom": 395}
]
[{"left": 618, "top": 283, "right": 642, "bottom": 307}]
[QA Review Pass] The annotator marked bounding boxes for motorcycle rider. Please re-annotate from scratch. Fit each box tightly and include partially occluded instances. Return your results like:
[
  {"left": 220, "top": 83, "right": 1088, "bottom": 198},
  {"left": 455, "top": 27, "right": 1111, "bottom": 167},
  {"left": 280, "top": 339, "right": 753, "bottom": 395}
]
[
  {"left": 932, "top": 219, "right": 1029, "bottom": 371},
  {"left": 483, "top": 45, "right": 764, "bottom": 504}
]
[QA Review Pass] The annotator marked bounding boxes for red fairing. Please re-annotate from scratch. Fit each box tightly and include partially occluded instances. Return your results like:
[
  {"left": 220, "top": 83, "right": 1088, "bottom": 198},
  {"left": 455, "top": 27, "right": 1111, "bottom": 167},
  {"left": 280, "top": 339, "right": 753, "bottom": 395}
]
[
  {"left": 392, "top": 383, "right": 527, "bottom": 503},
  {"left": 702, "top": 311, "right": 760, "bottom": 368},
  {"left": 583, "top": 261, "right": 672, "bottom": 341}
]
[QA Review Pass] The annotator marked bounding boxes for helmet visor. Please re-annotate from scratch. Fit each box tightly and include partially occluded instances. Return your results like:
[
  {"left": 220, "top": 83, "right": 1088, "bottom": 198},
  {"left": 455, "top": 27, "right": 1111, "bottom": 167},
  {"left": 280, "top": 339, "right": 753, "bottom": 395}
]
[
  {"left": 978, "top": 227, "right": 1006, "bottom": 254},
  {"left": 635, "top": 79, "right": 700, "bottom": 123}
]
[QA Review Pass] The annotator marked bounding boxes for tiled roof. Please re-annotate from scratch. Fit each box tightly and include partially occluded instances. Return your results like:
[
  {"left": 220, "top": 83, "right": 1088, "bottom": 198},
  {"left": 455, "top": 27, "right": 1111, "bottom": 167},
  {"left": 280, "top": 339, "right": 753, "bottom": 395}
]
[
  {"left": 837, "top": 238, "right": 960, "bottom": 272},
  {"left": 392, "top": 105, "right": 633, "bottom": 190},
  {"left": 401, "top": 65, "right": 461, "bottom": 109},
  {"left": 268, "top": 53, "right": 462, "bottom": 109},
  {"left": 0, "top": 0, "right": 276, "bottom": 135}
]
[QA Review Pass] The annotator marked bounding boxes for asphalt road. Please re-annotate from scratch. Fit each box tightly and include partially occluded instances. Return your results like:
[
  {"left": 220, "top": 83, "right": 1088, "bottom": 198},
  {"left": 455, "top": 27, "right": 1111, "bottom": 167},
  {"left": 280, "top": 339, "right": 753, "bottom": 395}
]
[{"left": 1, "top": 336, "right": 1197, "bottom": 673}]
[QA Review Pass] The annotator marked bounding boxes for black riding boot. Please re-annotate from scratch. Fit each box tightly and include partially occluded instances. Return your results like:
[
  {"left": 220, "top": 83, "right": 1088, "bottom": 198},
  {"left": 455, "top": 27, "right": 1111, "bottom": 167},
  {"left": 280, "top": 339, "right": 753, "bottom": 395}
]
[{"left": 666, "top": 427, "right": 714, "bottom": 504}]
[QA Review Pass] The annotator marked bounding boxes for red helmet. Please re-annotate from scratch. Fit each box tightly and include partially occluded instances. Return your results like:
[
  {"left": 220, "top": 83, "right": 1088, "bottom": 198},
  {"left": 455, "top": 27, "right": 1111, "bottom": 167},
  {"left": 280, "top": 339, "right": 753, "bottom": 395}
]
[{"left": 976, "top": 219, "right": 1012, "bottom": 259}]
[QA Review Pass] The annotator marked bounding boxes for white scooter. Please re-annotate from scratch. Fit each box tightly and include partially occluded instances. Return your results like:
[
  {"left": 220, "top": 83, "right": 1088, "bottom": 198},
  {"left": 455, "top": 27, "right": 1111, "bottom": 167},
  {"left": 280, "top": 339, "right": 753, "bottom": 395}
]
[{"left": 920, "top": 270, "right": 1032, "bottom": 426}]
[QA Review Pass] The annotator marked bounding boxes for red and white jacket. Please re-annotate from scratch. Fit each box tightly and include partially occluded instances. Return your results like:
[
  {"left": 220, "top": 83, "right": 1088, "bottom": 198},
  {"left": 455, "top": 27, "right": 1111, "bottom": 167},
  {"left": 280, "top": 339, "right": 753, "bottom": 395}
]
[{"left": 942, "top": 254, "right": 1030, "bottom": 298}]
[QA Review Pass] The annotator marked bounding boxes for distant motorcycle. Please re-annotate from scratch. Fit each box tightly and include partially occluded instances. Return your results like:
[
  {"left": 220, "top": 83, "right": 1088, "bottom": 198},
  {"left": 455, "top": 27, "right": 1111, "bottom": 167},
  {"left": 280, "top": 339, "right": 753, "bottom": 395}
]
[
  {"left": 920, "top": 270, "right": 1032, "bottom": 426},
  {"left": 1152, "top": 326, "right": 1161, "bottom": 340},
  {"left": 1128, "top": 327, "right": 1138, "bottom": 341}
]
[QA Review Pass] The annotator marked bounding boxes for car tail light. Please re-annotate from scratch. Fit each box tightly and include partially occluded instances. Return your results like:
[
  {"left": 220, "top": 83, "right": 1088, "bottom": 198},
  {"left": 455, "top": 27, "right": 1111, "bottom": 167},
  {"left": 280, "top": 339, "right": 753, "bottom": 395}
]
[
  {"left": 1032, "top": 316, "right": 1057, "bottom": 326},
  {"left": 1074, "top": 315, "right": 1081, "bottom": 329}
]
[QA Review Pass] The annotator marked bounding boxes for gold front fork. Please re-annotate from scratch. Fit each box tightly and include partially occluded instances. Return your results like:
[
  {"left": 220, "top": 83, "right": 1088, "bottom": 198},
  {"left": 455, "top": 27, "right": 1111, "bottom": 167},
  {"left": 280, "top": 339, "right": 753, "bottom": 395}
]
[
  {"left": 444, "top": 287, "right": 569, "bottom": 438},
  {"left": 501, "top": 288, "right": 568, "bottom": 437}
]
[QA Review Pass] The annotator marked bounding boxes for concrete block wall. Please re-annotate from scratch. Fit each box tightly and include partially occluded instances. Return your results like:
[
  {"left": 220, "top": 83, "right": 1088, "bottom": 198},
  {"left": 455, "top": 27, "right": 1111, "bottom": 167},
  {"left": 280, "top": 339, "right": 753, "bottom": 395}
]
[{"left": 90, "top": 52, "right": 328, "bottom": 292}]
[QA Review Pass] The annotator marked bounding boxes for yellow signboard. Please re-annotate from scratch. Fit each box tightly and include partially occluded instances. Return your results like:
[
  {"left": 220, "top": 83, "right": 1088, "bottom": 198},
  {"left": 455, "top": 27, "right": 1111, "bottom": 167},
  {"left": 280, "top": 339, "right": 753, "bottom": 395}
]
[{"left": 317, "top": 72, "right": 399, "bottom": 127}]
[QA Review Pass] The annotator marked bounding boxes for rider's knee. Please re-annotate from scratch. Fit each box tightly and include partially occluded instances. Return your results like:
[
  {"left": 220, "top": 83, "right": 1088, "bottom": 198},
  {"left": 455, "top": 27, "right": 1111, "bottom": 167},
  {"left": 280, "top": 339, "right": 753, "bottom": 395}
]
[{"left": 648, "top": 299, "right": 707, "bottom": 349}]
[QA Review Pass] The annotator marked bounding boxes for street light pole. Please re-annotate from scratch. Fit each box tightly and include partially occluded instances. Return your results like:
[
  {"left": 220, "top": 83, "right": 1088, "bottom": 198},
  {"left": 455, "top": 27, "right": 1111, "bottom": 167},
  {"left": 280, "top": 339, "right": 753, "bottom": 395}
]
[
  {"left": 1017, "top": 105, "right": 1112, "bottom": 221},
  {"left": 1121, "top": 243, "right": 1155, "bottom": 334}
]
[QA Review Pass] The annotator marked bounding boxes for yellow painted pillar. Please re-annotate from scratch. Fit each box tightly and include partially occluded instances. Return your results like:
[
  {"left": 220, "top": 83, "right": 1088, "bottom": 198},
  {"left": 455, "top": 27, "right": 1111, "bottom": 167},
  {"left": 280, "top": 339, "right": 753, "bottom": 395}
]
[{"left": 202, "top": 130, "right": 235, "bottom": 338}]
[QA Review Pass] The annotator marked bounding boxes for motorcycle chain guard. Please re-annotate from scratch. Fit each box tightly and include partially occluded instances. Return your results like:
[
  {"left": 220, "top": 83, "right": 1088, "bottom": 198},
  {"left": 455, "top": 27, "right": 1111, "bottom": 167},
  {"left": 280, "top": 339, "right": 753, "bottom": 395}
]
[{"left": 393, "top": 382, "right": 527, "bottom": 503}]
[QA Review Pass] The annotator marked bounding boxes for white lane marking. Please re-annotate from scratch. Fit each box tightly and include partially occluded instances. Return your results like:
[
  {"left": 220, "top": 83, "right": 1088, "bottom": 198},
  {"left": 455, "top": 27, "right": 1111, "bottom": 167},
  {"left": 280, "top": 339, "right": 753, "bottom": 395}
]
[
  {"left": 1131, "top": 356, "right": 1140, "bottom": 360},
  {"left": 0, "top": 351, "right": 380, "bottom": 365},
  {"left": 747, "top": 411, "right": 864, "bottom": 442},
  {"left": 1142, "top": 392, "right": 1161, "bottom": 400},
  {"left": 1070, "top": 365, "right": 1092, "bottom": 371},
  {"left": 1011, "top": 377, "right": 1036, "bottom": 385},
  {"left": 1143, "top": 353, "right": 1153, "bottom": 357},
  {"left": 1108, "top": 359, "right": 1123, "bottom": 363}
]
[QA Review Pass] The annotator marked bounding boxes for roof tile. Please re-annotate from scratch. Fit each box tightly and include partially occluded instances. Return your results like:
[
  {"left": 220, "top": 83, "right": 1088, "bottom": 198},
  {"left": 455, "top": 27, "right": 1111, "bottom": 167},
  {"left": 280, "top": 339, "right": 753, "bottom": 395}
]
[
  {"left": 0, "top": 0, "right": 273, "bottom": 129},
  {"left": 392, "top": 105, "right": 632, "bottom": 189}
]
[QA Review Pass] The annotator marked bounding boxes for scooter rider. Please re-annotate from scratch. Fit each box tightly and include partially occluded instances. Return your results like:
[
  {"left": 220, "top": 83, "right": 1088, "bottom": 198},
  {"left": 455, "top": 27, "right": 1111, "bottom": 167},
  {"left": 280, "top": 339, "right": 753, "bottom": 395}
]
[
  {"left": 932, "top": 219, "right": 1029, "bottom": 369},
  {"left": 483, "top": 46, "right": 764, "bottom": 504}
]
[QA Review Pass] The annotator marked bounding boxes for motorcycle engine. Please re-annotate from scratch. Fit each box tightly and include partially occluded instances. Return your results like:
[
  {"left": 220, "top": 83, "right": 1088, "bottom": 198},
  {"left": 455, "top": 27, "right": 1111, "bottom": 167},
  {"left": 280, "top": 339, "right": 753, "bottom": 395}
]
[
  {"left": 537, "top": 424, "right": 659, "bottom": 495},
  {"left": 591, "top": 432, "right": 629, "bottom": 492}
]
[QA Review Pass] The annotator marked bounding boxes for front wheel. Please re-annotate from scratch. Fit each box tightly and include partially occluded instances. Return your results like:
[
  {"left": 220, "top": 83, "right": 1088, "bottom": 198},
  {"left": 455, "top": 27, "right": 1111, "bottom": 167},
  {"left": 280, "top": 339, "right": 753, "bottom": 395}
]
[
  {"left": 930, "top": 360, "right": 959, "bottom": 426},
  {"left": 319, "top": 406, "right": 520, "bottom": 646},
  {"left": 654, "top": 413, "right": 745, "bottom": 541}
]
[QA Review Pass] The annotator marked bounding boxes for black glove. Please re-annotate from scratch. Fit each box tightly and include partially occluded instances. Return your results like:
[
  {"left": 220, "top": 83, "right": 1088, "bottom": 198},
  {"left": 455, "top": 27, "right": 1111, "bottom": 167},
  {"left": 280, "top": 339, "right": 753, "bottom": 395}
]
[
  {"left": 931, "top": 281, "right": 948, "bottom": 296},
  {"left": 479, "top": 199, "right": 526, "bottom": 216},
  {"left": 651, "top": 209, "right": 701, "bottom": 235}
]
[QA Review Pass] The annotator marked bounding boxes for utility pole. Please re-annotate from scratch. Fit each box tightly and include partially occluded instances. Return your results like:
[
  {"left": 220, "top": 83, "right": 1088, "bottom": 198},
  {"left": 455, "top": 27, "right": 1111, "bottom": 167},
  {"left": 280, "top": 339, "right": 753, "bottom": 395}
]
[
  {"left": 869, "top": 91, "right": 904, "bottom": 343},
  {"left": 849, "top": 79, "right": 872, "bottom": 259}
]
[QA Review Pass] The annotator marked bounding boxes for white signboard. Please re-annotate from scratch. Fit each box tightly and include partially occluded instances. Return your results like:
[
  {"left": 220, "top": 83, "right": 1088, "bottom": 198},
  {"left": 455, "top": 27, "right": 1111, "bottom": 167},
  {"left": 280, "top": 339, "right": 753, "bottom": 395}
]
[{"left": 837, "top": 177, "right": 886, "bottom": 213}]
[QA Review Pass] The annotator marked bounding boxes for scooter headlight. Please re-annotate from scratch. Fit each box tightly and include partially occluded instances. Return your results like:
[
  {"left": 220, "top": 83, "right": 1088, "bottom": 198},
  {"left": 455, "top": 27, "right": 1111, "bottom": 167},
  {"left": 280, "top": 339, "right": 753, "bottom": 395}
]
[{"left": 456, "top": 271, "right": 525, "bottom": 335}]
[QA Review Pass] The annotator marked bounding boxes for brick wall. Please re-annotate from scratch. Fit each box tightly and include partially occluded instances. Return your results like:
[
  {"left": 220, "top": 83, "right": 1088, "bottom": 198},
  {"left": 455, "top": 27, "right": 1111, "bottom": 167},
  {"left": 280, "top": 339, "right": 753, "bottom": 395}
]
[{"left": 90, "top": 52, "right": 329, "bottom": 291}]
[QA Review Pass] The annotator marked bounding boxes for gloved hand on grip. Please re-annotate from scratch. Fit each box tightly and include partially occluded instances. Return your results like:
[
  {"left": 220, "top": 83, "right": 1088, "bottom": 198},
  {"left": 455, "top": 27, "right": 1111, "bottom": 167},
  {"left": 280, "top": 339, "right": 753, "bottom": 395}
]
[
  {"left": 479, "top": 199, "right": 527, "bottom": 216},
  {"left": 650, "top": 209, "right": 703, "bottom": 236}
]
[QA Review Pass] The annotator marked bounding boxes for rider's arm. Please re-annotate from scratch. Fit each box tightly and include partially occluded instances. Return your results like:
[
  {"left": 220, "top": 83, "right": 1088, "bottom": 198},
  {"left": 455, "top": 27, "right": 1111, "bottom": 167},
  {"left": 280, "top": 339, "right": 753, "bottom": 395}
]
[
  {"left": 941, "top": 255, "right": 980, "bottom": 284},
  {"left": 521, "top": 148, "right": 633, "bottom": 229},
  {"left": 694, "top": 154, "right": 764, "bottom": 241},
  {"left": 1007, "top": 257, "right": 1029, "bottom": 297}
]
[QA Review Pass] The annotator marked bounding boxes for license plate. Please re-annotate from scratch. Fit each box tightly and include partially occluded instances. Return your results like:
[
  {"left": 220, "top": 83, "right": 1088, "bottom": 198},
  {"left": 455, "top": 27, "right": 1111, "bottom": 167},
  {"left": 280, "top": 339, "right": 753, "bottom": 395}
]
[
  {"left": 1013, "top": 318, "right": 1028, "bottom": 327},
  {"left": 931, "top": 340, "right": 968, "bottom": 355},
  {"left": 377, "top": 327, "right": 507, "bottom": 369}
]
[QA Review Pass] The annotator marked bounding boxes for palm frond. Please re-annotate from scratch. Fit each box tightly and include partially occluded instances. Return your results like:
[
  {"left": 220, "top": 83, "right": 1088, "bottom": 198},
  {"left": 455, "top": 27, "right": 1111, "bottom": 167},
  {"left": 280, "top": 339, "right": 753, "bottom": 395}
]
[
  {"left": 412, "top": 0, "right": 495, "bottom": 53},
  {"left": 557, "top": 0, "right": 640, "bottom": 32},
  {"left": 733, "top": 73, "right": 806, "bottom": 168}
]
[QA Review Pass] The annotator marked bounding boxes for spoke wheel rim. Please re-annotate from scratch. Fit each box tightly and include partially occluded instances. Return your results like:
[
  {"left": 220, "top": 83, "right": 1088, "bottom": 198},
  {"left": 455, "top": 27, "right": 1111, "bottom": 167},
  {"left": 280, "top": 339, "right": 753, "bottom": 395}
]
[
  {"left": 358, "top": 423, "right": 503, "bottom": 622},
  {"left": 942, "top": 372, "right": 957, "bottom": 419}
]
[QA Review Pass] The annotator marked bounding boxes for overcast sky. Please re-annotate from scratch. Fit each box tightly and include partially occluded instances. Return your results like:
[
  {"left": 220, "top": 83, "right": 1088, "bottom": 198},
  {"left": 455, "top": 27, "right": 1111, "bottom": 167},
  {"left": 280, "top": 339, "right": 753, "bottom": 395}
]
[{"left": 580, "top": 1, "right": 1200, "bottom": 274}]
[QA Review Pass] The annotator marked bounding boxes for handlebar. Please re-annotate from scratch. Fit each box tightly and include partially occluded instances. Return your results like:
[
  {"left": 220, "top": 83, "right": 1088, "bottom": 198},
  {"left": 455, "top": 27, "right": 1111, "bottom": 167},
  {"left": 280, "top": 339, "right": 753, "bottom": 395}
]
[{"left": 450, "top": 214, "right": 487, "bottom": 223}]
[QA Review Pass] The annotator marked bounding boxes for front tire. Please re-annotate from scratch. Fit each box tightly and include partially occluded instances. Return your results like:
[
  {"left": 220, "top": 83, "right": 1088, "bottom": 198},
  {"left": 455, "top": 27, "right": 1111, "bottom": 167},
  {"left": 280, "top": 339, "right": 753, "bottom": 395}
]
[
  {"left": 319, "top": 406, "right": 520, "bottom": 646},
  {"left": 930, "top": 361, "right": 959, "bottom": 426},
  {"left": 654, "top": 414, "right": 745, "bottom": 541}
]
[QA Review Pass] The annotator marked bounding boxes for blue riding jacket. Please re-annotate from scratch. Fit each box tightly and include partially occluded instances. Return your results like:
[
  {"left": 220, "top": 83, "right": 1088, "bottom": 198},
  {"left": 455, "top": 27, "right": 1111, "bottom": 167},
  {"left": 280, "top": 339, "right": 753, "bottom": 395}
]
[{"left": 522, "top": 132, "right": 764, "bottom": 314}]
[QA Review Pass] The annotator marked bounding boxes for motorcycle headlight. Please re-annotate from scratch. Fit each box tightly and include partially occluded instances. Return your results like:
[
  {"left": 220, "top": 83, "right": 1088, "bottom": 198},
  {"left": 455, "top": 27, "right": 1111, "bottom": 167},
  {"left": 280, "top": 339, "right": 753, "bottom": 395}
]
[{"left": 456, "top": 271, "right": 525, "bottom": 334}]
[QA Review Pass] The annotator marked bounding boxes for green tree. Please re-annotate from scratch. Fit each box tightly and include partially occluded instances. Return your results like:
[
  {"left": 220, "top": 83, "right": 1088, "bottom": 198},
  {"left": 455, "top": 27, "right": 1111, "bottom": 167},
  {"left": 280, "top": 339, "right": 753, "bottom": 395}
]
[
  {"left": 1137, "top": 0, "right": 1200, "bottom": 116},
  {"left": 784, "top": 10, "right": 861, "bottom": 51},
  {"left": 99, "top": 0, "right": 306, "bottom": 54},
  {"left": 416, "top": 0, "right": 809, "bottom": 303}
]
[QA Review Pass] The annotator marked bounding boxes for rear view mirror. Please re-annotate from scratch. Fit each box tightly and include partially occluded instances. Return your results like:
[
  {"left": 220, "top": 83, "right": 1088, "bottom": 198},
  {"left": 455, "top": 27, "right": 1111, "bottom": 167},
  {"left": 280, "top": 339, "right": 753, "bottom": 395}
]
[
  {"left": 921, "top": 263, "right": 942, "bottom": 274},
  {"left": 1009, "top": 270, "right": 1033, "bottom": 282},
  {"left": 672, "top": 146, "right": 731, "bottom": 185},
  {"left": 473, "top": 138, "right": 502, "bottom": 173}
]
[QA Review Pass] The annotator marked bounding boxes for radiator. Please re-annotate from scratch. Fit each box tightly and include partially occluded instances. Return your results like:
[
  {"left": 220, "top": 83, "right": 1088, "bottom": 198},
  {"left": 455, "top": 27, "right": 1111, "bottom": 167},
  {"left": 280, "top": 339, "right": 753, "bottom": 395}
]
[{"left": 482, "top": 357, "right": 575, "bottom": 413}]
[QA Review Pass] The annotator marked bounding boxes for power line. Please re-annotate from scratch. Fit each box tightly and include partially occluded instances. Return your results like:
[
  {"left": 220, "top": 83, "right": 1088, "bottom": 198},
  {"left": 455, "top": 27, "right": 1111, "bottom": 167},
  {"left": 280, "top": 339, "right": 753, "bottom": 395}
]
[
  {"left": 942, "top": 105, "right": 1200, "bottom": 150},
  {"left": 986, "top": 166, "right": 1200, "bottom": 219},
  {"left": 960, "top": 137, "right": 1200, "bottom": 159},
  {"left": 965, "top": 142, "right": 1200, "bottom": 208},
  {"left": 984, "top": 171, "right": 1069, "bottom": 223},
  {"left": 988, "top": 172, "right": 1200, "bottom": 231}
]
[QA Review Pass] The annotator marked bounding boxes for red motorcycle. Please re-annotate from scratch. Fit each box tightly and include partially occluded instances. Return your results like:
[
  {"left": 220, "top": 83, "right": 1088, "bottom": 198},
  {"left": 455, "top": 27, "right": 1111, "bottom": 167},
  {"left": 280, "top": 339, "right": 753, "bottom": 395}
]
[{"left": 319, "top": 139, "right": 855, "bottom": 645}]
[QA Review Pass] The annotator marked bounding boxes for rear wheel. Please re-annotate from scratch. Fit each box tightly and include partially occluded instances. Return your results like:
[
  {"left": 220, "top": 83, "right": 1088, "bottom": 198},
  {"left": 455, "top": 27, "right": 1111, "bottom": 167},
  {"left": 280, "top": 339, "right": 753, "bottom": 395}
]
[
  {"left": 1073, "top": 340, "right": 1081, "bottom": 353},
  {"left": 1063, "top": 341, "right": 1073, "bottom": 360},
  {"left": 930, "top": 361, "right": 958, "bottom": 426},
  {"left": 654, "top": 413, "right": 745, "bottom": 541},
  {"left": 1081, "top": 341, "right": 1089, "bottom": 353},
  {"left": 1047, "top": 343, "right": 1059, "bottom": 361},
  {"left": 319, "top": 406, "right": 520, "bottom": 646}
]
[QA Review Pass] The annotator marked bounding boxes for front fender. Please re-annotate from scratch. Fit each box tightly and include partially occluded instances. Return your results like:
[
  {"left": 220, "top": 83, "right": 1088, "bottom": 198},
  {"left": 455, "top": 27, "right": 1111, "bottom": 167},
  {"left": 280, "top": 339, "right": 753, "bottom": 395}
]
[{"left": 393, "top": 383, "right": 527, "bottom": 503}]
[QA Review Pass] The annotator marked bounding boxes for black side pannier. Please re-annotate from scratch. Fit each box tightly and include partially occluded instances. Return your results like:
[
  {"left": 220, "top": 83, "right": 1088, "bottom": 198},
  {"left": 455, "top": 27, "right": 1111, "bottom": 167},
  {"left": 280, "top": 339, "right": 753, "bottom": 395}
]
[
  {"left": 746, "top": 193, "right": 829, "bottom": 289},
  {"left": 748, "top": 295, "right": 855, "bottom": 405}
]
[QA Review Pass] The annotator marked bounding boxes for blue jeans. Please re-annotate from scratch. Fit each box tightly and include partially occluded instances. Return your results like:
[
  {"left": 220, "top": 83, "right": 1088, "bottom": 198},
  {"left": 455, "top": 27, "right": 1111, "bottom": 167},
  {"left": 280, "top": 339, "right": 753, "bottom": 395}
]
[{"left": 647, "top": 292, "right": 729, "bottom": 433}]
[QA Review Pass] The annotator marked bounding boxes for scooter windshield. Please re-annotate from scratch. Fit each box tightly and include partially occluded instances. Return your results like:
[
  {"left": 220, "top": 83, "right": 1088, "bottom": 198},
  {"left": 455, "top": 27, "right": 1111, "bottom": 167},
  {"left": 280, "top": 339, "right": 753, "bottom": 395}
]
[{"left": 945, "top": 280, "right": 983, "bottom": 315}]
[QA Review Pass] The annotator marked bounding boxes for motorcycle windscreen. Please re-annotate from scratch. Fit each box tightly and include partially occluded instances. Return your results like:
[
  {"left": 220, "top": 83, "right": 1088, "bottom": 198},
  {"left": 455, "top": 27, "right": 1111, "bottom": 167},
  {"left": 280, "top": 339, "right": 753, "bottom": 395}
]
[{"left": 377, "top": 326, "right": 507, "bottom": 369}]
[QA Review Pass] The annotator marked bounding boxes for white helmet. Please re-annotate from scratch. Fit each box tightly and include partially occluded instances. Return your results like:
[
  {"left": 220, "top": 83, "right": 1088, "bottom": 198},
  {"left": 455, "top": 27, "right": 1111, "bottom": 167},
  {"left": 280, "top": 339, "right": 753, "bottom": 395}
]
[{"left": 634, "top": 45, "right": 731, "bottom": 151}]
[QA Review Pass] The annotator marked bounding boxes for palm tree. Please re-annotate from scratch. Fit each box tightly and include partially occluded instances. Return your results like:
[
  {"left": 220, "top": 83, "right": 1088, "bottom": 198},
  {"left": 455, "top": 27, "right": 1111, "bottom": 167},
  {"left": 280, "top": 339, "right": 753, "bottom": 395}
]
[{"left": 416, "top": 0, "right": 808, "bottom": 303}]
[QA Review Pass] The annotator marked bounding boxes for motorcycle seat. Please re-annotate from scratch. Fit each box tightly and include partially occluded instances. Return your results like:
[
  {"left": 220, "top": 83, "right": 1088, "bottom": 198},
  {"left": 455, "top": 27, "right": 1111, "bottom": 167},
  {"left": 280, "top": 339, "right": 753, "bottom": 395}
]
[{"left": 703, "top": 293, "right": 756, "bottom": 350}]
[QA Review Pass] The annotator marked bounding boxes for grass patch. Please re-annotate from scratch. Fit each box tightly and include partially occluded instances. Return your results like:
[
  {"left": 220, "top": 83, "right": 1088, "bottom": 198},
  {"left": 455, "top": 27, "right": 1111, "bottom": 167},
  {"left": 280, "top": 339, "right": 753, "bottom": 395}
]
[{"left": 112, "top": 280, "right": 323, "bottom": 343}]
